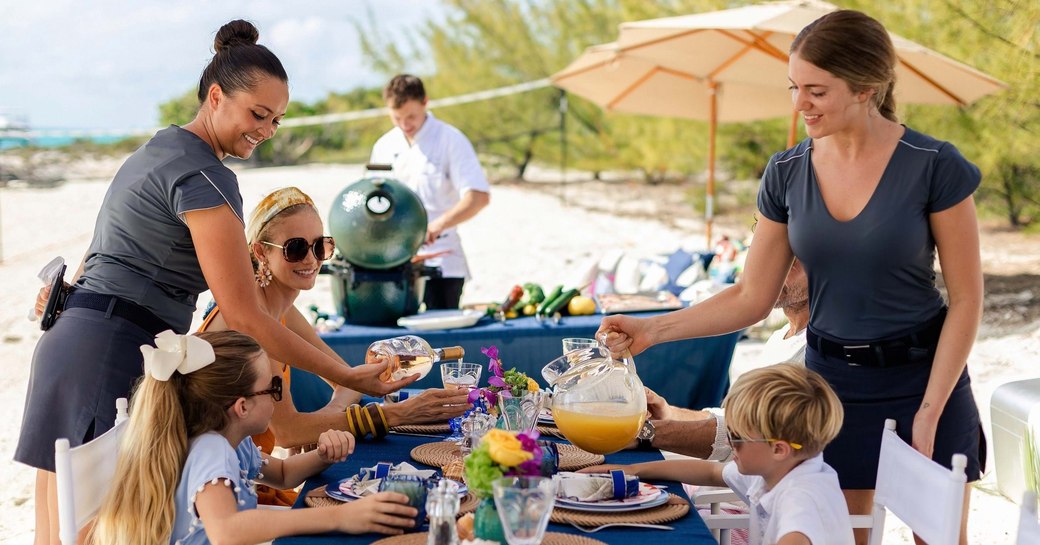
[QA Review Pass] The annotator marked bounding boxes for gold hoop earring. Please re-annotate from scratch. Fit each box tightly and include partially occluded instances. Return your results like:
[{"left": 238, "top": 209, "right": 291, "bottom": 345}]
[{"left": 255, "top": 260, "right": 273, "bottom": 288}]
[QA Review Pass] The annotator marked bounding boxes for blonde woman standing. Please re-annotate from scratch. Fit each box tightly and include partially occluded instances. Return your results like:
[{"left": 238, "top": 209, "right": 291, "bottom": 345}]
[{"left": 600, "top": 10, "right": 983, "bottom": 544}]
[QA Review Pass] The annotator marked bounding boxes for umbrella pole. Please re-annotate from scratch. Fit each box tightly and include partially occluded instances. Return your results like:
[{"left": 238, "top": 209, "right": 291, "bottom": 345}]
[{"left": 706, "top": 81, "right": 717, "bottom": 251}]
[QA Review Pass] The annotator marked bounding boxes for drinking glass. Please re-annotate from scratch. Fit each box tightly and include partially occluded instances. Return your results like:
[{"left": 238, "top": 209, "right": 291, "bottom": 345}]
[
  {"left": 497, "top": 391, "right": 549, "bottom": 434},
  {"left": 441, "top": 362, "right": 482, "bottom": 442},
  {"left": 378, "top": 474, "right": 429, "bottom": 532},
  {"left": 492, "top": 476, "right": 556, "bottom": 545}
]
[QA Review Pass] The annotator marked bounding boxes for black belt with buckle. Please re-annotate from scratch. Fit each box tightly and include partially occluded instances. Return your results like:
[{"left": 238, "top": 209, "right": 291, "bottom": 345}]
[
  {"left": 64, "top": 289, "right": 173, "bottom": 337},
  {"left": 807, "top": 308, "right": 946, "bottom": 368}
]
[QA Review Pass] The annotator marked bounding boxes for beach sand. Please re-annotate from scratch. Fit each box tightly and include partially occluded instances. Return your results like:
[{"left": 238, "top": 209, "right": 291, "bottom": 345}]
[{"left": 0, "top": 159, "right": 1036, "bottom": 544}]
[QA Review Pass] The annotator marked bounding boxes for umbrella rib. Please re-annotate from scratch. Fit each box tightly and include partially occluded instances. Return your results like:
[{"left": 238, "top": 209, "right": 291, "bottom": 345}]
[
  {"left": 896, "top": 58, "right": 966, "bottom": 106},
  {"left": 717, "top": 29, "right": 789, "bottom": 63},
  {"left": 608, "top": 66, "right": 662, "bottom": 109}
]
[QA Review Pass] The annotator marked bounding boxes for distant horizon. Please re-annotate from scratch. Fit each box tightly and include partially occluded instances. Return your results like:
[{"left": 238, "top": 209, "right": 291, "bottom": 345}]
[{"left": 0, "top": 1, "right": 443, "bottom": 131}]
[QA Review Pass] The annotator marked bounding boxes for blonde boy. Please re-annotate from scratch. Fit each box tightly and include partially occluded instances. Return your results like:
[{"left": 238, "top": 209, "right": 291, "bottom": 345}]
[{"left": 583, "top": 364, "right": 853, "bottom": 545}]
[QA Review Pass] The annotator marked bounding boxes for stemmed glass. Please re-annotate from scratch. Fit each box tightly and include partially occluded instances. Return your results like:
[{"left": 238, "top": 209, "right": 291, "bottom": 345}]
[
  {"left": 440, "top": 361, "right": 482, "bottom": 442},
  {"left": 492, "top": 476, "right": 557, "bottom": 545}
]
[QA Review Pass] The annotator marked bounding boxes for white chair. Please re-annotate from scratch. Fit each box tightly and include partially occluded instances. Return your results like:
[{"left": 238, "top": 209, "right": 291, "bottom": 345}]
[
  {"left": 55, "top": 397, "right": 130, "bottom": 545},
  {"left": 850, "top": 418, "right": 967, "bottom": 545},
  {"left": 1018, "top": 490, "right": 1040, "bottom": 545},
  {"left": 692, "top": 486, "right": 746, "bottom": 545},
  {"left": 698, "top": 418, "right": 967, "bottom": 545}
]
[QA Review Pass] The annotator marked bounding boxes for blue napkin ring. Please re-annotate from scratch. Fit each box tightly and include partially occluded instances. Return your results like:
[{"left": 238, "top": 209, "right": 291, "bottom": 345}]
[{"left": 609, "top": 469, "right": 639, "bottom": 499}]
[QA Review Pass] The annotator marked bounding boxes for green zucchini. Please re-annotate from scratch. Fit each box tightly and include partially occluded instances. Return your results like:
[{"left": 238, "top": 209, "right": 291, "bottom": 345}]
[
  {"left": 543, "top": 288, "right": 580, "bottom": 317},
  {"left": 537, "top": 285, "right": 564, "bottom": 315}
]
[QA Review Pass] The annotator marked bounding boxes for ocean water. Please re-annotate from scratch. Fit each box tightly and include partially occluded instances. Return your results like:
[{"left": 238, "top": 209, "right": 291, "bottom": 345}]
[{"left": 0, "top": 134, "right": 128, "bottom": 150}]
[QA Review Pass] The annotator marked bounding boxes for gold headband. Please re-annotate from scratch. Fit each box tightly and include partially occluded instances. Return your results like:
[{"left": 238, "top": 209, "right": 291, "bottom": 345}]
[{"left": 246, "top": 187, "right": 317, "bottom": 244}]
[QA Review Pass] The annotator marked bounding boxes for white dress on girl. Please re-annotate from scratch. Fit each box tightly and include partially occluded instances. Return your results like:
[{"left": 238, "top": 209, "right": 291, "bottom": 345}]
[{"left": 171, "top": 432, "right": 263, "bottom": 545}]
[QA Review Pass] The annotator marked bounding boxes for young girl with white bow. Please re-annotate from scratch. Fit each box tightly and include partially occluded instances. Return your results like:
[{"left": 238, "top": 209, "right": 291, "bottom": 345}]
[{"left": 92, "top": 330, "right": 418, "bottom": 545}]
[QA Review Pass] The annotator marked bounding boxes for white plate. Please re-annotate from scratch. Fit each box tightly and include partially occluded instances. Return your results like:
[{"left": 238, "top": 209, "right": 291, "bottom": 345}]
[
  {"left": 397, "top": 309, "right": 484, "bottom": 331},
  {"left": 331, "top": 477, "right": 468, "bottom": 501},
  {"left": 556, "top": 482, "right": 665, "bottom": 511},
  {"left": 556, "top": 490, "right": 669, "bottom": 512}
]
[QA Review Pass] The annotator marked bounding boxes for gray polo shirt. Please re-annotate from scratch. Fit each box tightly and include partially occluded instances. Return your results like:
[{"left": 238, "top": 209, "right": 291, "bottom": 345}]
[
  {"left": 758, "top": 126, "right": 980, "bottom": 340},
  {"left": 77, "top": 126, "right": 243, "bottom": 333}
]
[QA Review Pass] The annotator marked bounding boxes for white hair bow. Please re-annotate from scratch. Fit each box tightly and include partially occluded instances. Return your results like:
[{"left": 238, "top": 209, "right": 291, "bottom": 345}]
[{"left": 140, "top": 330, "right": 215, "bottom": 381}]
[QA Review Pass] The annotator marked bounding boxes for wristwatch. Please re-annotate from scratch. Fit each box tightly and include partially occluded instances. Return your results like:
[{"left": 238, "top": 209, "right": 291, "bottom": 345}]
[{"left": 637, "top": 419, "right": 656, "bottom": 449}]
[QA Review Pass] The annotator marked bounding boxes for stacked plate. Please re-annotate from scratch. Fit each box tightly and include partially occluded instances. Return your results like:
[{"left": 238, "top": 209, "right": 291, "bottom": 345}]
[
  {"left": 555, "top": 482, "right": 668, "bottom": 512},
  {"left": 537, "top": 408, "right": 555, "bottom": 425}
]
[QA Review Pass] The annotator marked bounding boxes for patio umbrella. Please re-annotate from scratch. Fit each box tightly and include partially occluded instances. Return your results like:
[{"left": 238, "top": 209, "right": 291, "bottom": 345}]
[{"left": 550, "top": 0, "right": 1006, "bottom": 247}]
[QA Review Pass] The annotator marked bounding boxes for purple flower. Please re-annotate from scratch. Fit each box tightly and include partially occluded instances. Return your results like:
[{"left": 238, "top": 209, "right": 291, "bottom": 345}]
[
  {"left": 481, "top": 345, "right": 499, "bottom": 361},
  {"left": 488, "top": 375, "right": 508, "bottom": 388},
  {"left": 467, "top": 388, "right": 483, "bottom": 404}
]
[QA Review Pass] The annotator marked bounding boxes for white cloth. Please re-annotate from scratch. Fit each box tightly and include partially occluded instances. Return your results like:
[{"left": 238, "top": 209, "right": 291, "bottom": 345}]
[
  {"left": 553, "top": 471, "right": 640, "bottom": 502},
  {"left": 342, "top": 462, "right": 437, "bottom": 497},
  {"left": 722, "top": 454, "right": 854, "bottom": 545},
  {"left": 370, "top": 112, "right": 489, "bottom": 279},
  {"left": 759, "top": 323, "right": 807, "bottom": 367}
]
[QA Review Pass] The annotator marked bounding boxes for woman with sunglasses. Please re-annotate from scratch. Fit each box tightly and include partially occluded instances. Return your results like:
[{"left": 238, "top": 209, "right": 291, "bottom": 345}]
[
  {"left": 18, "top": 21, "right": 410, "bottom": 543},
  {"left": 198, "top": 187, "right": 471, "bottom": 506},
  {"left": 93, "top": 330, "right": 418, "bottom": 545}
]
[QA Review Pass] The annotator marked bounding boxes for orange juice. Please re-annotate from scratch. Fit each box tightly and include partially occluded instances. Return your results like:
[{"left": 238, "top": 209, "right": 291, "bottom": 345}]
[{"left": 552, "top": 403, "right": 645, "bottom": 454}]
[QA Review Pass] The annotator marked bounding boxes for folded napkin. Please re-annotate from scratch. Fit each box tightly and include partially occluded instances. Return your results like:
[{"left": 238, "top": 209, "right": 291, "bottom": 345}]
[
  {"left": 554, "top": 470, "right": 640, "bottom": 501},
  {"left": 340, "top": 462, "right": 437, "bottom": 497}
]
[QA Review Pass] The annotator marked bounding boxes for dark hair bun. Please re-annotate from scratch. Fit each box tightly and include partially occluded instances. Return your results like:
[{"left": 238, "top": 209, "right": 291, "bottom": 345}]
[{"left": 214, "top": 19, "right": 260, "bottom": 52}]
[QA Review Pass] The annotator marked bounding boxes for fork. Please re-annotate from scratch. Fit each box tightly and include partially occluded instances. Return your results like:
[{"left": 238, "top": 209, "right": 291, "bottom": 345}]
[{"left": 568, "top": 522, "right": 674, "bottom": 533}]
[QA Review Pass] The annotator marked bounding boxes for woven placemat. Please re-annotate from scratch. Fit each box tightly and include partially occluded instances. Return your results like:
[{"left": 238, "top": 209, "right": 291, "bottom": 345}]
[
  {"left": 538, "top": 424, "right": 567, "bottom": 439},
  {"left": 550, "top": 493, "right": 689, "bottom": 525},
  {"left": 372, "top": 531, "right": 607, "bottom": 545},
  {"left": 304, "top": 485, "right": 479, "bottom": 516},
  {"left": 391, "top": 423, "right": 451, "bottom": 434},
  {"left": 410, "top": 442, "right": 605, "bottom": 472}
]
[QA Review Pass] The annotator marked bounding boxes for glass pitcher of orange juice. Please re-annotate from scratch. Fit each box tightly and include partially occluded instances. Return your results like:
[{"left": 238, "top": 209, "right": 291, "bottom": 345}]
[{"left": 541, "top": 342, "right": 647, "bottom": 455}]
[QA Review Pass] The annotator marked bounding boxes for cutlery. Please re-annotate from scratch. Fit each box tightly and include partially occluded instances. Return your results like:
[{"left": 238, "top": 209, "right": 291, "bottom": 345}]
[{"left": 568, "top": 522, "right": 674, "bottom": 533}]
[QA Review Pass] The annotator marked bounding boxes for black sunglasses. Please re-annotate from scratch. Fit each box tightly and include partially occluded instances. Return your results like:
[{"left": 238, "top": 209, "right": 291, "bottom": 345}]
[
  {"left": 246, "top": 375, "right": 283, "bottom": 402},
  {"left": 263, "top": 236, "right": 335, "bottom": 263},
  {"left": 226, "top": 375, "right": 282, "bottom": 409}
]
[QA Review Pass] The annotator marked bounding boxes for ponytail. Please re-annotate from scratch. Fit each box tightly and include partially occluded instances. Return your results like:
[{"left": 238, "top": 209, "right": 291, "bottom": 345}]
[{"left": 91, "top": 377, "right": 188, "bottom": 545}]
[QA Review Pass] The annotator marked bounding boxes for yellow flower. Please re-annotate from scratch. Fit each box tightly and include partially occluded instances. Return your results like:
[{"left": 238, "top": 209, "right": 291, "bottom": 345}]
[
  {"left": 527, "top": 378, "right": 540, "bottom": 392},
  {"left": 483, "top": 429, "right": 534, "bottom": 467}
]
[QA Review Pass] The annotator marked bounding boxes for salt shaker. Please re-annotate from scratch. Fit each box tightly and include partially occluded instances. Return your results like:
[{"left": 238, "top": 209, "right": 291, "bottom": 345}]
[{"left": 426, "top": 480, "right": 460, "bottom": 545}]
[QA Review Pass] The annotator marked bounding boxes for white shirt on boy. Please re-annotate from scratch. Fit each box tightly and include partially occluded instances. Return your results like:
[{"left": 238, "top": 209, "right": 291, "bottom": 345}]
[{"left": 722, "top": 454, "right": 854, "bottom": 545}]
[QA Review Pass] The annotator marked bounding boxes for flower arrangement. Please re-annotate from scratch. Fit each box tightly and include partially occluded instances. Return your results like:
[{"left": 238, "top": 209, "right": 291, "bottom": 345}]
[
  {"left": 467, "top": 345, "right": 540, "bottom": 414},
  {"left": 463, "top": 428, "right": 545, "bottom": 498}
]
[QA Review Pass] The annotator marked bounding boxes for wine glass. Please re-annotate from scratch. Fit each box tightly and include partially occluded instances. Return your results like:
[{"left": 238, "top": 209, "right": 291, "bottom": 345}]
[
  {"left": 493, "top": 476, "right": 556, "bottom": 545},
  {"left": 440, "top": 361, "right": 482, "bottom": 442}
]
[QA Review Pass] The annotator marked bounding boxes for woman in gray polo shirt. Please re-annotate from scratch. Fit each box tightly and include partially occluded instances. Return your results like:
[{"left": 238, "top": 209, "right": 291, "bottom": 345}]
[
  {"left": 599, "top": 10, "right": 982, "bottom": 543},
  {"left": 17, "top": 20, "right": 409, "bottom": 543}
]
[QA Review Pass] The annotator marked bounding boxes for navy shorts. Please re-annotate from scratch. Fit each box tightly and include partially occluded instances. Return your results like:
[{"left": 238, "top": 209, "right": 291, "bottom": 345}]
[
  {"left": 15, "top": 306, "right": 155, "bottom": 472},
  {"left": 806, "top": 343, "right": 985, "bottom": 489}
]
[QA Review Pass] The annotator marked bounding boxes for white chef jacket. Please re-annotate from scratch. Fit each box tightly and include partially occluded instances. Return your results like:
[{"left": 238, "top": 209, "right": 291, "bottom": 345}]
[{"left": 370, "top": 112, "right": 489, "bottom": 279}]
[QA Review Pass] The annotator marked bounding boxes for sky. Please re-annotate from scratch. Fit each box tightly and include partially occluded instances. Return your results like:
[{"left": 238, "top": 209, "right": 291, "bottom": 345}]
[{"left": 0, "top": 0, "right": 444, "bottom": 131}]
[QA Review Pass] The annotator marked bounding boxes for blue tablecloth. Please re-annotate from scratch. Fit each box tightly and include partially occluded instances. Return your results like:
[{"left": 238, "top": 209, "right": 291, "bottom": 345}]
[
  {"left": 272, "top": 433, "right": 715, "bottom": 545},
  {"left": 301, "top": 312, "right": 740, "bottom": 412}
]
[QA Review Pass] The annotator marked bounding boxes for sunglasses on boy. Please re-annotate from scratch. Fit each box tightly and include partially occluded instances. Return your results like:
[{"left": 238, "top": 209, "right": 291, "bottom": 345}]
[
  {"left": 727, "top": 427, "right": 802, "bottom": 450},
  {"left": 262, "top": 236, "right": 335, "bottom": 263}
]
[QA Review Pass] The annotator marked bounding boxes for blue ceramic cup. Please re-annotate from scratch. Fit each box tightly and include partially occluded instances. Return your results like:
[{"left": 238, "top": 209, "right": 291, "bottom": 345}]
[{"left": 378, "top": 474, "right": 429, "bottom": 531}]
